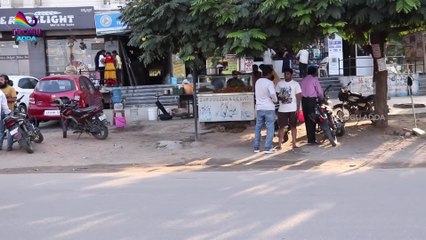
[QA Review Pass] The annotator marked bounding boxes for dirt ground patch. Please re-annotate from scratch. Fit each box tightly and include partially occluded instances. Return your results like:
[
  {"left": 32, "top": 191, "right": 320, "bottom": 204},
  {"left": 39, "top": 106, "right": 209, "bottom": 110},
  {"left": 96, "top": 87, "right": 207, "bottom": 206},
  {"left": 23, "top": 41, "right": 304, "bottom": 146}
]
[{"left": 0, "top": 114, "right": 425, "bottom": 174}]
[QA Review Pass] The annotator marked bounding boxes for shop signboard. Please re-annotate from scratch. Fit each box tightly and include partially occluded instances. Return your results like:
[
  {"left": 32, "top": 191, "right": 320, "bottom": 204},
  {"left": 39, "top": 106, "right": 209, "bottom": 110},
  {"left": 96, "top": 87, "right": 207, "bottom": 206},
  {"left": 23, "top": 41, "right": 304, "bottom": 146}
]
[
  {"left": 327, "top": 34, "right": 344, "bottom": 75},
  {"left": 198, "top": 93, "right": 255, "bottom": 122},
  {"left": 0, "top": 7, "right": 95, "bottom": 31},
  {"left": 0, "top": 55, "right": 29, "bottom": 60},
  {"left": 95, "top": 12, "right": 128, "bottom": 35}
]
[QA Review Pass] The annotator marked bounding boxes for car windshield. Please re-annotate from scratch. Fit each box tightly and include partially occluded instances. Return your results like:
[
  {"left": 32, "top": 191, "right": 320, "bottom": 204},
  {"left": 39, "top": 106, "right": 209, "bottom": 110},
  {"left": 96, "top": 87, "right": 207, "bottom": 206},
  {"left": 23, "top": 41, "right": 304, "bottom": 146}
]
[{"left": 37, "top": 79, "right": 75, "bottom": 93}]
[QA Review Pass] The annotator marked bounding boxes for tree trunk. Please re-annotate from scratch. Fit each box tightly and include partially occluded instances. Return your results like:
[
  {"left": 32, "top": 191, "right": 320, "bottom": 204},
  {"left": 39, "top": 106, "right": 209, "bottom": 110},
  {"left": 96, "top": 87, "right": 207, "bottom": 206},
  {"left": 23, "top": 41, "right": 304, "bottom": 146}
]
[{"left": 370, "top": 31, "right": 389, "bottom": 128}]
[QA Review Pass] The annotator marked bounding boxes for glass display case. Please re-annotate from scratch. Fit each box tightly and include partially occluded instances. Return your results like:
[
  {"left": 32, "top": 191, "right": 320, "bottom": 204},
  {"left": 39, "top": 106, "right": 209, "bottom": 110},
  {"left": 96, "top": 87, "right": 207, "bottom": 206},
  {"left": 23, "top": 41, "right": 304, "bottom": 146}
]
[
  {"left": 197, "top": 74, "right": 255, "bottom": 122},
  {"left": 198, "top": 74, "right": 253, "bottom": 92}
]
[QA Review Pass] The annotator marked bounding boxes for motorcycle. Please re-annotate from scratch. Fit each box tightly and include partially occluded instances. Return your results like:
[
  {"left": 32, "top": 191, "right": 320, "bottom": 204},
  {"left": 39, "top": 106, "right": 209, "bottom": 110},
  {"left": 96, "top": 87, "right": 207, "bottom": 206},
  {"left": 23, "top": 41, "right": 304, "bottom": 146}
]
[
  {"left": 54, "top": 97, "right": 109, "bottom": 140},
  {"left": 309, "top": 85, "right": 345, "bottom": 147},
  {"left": 333, "top": 81, "right": 376, "bottom": 123},
  {"left": 2, "top": 96, "right": 44, "bottom": 153}
]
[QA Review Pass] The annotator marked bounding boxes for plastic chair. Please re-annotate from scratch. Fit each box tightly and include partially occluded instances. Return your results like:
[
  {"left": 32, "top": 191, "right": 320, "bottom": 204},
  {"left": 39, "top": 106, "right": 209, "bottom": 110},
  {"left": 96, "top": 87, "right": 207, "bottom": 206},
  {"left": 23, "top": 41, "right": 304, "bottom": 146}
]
[{"left": 318, "top": 57, "right": 329, "bottom": 77}]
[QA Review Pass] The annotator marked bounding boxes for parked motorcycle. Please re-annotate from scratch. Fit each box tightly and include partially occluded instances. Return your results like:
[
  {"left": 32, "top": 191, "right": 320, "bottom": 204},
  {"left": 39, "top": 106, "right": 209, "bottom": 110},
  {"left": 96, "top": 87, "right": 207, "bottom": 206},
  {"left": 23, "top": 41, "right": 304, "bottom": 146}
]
[
  {"left": 54, "top": 97, "right": 108, "bottom": 140},
  {"left": 333, "top": 81, "right": 376, "bottom": 123},
  {"left": 2, "top": 96, "right": 44, "bottom": 153},
  {"left": 309, "top": 85, "right": 345, "bottom": 147}
]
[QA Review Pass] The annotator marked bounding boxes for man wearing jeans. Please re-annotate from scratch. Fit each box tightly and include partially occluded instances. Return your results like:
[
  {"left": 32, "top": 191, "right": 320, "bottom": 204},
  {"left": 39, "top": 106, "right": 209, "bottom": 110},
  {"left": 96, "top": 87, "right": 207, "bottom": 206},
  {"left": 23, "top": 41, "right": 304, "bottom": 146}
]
[{"left": 253, "top": 64, "right": 278, "bottom": 154}]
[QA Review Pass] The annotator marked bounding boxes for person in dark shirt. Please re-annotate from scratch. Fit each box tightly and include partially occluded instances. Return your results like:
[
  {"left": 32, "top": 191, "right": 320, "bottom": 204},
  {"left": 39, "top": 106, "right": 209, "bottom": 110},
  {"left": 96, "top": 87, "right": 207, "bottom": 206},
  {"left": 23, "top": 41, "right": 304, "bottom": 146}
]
[{"left": 226, "top": 70, "right": 245, "bottom": 88}]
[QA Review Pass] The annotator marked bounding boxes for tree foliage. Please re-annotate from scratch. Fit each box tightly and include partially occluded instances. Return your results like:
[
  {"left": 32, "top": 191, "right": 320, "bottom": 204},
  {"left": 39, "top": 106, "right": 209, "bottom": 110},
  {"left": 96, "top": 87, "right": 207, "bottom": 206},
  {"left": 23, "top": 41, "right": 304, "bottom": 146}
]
[{"left": 122, "top": 0, "right": 425, "bottom": 64}]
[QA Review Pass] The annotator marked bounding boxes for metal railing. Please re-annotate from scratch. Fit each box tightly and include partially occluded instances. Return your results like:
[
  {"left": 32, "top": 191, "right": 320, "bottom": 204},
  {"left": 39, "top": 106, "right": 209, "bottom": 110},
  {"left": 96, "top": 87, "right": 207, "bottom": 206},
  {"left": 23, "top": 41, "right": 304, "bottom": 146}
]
[{"left": 47, "top": 69, "right": 122, "bottom": 87}]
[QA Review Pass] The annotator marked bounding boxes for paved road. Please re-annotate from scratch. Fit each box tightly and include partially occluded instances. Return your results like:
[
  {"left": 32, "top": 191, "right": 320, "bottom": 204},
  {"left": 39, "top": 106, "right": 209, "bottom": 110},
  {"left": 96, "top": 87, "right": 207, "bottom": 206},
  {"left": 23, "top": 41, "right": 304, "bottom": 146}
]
[{"left": 1, "top": 169, "right": 425, "bottom": 240}]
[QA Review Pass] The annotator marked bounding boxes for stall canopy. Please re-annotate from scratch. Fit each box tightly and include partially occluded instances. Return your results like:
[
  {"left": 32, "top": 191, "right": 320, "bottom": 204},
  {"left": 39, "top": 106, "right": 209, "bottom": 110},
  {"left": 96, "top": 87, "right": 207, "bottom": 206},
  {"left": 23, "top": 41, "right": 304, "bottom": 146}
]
[{"left": 94, "top": 12, "right": 128, "bottom": 36}]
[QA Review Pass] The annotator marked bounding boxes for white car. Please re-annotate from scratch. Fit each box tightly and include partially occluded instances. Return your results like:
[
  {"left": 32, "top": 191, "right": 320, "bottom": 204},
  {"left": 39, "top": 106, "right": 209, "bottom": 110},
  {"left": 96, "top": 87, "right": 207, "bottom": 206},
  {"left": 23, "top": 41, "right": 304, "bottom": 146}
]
[{"left": 8, "top": 75, "right": 39, "bottom": 114}]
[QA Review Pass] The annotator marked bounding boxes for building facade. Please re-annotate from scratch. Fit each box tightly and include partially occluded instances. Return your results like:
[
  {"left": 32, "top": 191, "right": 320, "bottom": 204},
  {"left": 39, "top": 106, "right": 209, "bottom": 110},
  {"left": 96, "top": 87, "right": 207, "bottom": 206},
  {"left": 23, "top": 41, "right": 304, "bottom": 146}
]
[{"left": 0, "top": 0, "right": 128, "bottom": 80}]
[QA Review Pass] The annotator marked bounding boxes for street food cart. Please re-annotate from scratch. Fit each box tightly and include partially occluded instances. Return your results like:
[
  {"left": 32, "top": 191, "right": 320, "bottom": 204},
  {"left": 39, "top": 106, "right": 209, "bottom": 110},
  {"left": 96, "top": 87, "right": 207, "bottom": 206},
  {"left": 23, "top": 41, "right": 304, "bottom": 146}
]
[{"left": 197, "top": 74, "right": 255, "bottom": 122}]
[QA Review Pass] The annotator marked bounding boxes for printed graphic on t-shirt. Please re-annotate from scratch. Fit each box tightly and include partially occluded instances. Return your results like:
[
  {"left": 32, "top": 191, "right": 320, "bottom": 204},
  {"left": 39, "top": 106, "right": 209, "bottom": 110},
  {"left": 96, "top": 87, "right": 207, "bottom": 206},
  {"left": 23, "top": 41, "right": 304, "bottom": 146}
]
[{"left": 279, "top": 86, "right": 292, "bottom": 104}]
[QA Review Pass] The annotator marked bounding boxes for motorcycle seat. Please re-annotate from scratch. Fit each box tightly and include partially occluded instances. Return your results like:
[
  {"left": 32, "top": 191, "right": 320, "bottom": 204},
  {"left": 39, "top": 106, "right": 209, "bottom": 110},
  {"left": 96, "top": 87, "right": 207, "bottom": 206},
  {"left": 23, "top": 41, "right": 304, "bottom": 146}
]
[
  {"left": 350, "top": 92, "right": 362, "bottom": 97},
  {"left": 4, "top": 115, "right": 20, "bottom": 121},
  {"left": 366, "top": 94, "right": 375, "bottom": 100},
  {"left": 74, "top": 106, "right": 98, "bottom": 115}
]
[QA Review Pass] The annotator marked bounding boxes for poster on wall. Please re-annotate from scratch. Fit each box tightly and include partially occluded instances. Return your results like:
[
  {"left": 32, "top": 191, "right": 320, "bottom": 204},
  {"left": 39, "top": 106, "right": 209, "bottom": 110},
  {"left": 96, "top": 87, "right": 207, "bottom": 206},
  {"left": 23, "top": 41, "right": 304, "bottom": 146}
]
[
  {"left": 198, "top": 93, "right": 255, "bottom": 122},
  {"left": 371, "top": 44, "right": 381, "bottom": 58},
  {"left": 172, "top": 55, "right": 186, "bottom": 78},
  {"left": 327, "top": 34, "right": 344, "bottom": 75},
  {"left": 222, "top": 54, "right": 239, "bottom": 75}
]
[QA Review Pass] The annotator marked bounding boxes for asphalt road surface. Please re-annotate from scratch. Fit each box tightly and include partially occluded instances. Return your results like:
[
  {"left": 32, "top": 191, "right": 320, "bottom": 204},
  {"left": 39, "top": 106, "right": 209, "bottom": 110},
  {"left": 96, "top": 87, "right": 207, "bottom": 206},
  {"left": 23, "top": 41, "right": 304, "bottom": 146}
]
[{"left": 1, "top": 168, "right": 425, "bottom": 240}]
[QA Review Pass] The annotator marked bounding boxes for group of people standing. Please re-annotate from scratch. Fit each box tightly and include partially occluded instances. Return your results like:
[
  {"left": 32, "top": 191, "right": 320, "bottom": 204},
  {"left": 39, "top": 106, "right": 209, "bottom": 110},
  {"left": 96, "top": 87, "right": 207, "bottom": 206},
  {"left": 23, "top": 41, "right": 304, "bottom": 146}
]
[
  {"left": 0, "top": 74, "right": 16, "bottom": 151},
  {"left": 94, "top": 50, "right": 122, "bottom": 87},
  {"left": 253, "top": 61, "right": 324, "bottom": 154},
  {"left": 263, "top": 47, "right": 311, "bottom": 78}
]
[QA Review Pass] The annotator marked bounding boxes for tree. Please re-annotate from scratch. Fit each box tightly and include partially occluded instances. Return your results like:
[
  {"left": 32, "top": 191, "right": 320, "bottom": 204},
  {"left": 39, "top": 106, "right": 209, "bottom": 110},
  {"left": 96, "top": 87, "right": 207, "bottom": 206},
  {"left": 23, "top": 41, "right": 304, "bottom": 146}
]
[
  {"left": 192, "top": 0, "right": 426, "bottom": 128},
  {"left": 120, "top": 0, "right": 324, "bottom": 67},
  {"left": 122, "top": 0, "right": 426, "bottom": 128}
]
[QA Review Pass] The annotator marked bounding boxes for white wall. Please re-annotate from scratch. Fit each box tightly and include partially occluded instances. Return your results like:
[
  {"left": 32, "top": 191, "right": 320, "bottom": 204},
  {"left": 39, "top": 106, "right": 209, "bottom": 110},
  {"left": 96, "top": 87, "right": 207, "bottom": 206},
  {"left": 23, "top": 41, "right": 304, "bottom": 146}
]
[
  {"left": 39, "top": 0, "right": 104, "bottom": 8},
  {"left": 2, "top": 0, "right": 124, "bottom": 9}
]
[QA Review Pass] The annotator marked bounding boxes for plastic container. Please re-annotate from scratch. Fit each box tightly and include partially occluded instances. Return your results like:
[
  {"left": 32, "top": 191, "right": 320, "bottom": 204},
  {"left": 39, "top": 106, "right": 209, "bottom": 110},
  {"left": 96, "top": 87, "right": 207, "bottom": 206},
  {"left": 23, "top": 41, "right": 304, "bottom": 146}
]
[
  {"left": 183, "top": 84, "right": 193, "bottom": 95},
  {"left": 114, "top": 116, "right": 126, "bottom": 128},
  {"left": 148, "top": 107, "right": 157, "bottom": 121},
  {"left": 113, "top": 103, "right": 123, "bottom": 110},
  {"left": 111, "top": 87, "right": 123, "bottom": 104}
]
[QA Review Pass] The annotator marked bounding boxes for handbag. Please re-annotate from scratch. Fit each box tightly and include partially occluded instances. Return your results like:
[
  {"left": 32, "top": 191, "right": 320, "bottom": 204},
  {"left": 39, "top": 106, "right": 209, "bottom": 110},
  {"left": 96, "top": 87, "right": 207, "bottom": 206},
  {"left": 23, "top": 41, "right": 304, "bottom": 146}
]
[{"left": 298, "top": 110, "right": 305, "bottom": 123}]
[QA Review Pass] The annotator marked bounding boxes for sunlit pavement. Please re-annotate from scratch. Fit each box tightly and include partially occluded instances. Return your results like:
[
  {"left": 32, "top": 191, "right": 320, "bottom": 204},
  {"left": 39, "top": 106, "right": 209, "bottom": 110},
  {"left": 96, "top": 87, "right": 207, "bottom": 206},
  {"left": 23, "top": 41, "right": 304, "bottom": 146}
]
[{"left": 1, "top": 169, "right": 425, "bottom": 240}]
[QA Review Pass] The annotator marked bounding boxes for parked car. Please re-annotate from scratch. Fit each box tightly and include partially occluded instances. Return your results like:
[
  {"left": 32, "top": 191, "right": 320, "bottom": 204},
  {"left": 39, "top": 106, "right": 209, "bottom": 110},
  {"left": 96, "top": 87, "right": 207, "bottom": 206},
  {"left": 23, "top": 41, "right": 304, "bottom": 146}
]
[
  {"left": 8, "top": 75, "right": 39, "bottom": 114},
  {"left": 28, "top": 75, "right": 104, "bottom": 122}
]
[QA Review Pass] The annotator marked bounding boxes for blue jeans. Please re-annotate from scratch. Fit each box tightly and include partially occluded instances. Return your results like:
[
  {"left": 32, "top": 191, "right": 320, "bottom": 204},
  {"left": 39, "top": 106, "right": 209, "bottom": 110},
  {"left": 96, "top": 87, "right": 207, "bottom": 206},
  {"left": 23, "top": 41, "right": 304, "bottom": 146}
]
[
  {"left": 253, "top": 110, "right": 276, "bottom": 151},
  {"left": 0, "top": 113, "right": 13, "bottom": 149}
]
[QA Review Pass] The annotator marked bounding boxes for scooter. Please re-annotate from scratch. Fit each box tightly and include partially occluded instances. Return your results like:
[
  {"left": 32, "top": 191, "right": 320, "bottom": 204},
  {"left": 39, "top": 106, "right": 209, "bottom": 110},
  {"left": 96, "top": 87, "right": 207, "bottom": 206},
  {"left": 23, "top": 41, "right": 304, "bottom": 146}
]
[
  {"left": 54, "top": 97, "right": 109, "bottom": 140},
  {"left": 333, "top": 81, "right": 376, "bottom": 123},
  {"left": 2, "top": 96, "right": 43, "bottom": 153}
]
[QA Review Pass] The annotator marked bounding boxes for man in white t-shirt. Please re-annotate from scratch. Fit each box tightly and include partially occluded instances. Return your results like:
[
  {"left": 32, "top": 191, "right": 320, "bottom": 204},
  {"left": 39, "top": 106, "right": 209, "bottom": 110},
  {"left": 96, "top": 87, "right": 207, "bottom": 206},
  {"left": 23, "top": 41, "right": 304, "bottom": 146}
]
[
  {"left": 263, "top": 48, "right": 276, "bottom": 66},
  {"left": 254, "top": 64, "right": 278, "bottom": 154},
  {"left": 295, "top": 47, "right": 309, "bottom": 77},
  {"left": 98, "top": 50, "right": 106, "bottom": 85},
  {"left": 275, "top": 68, "right": 302, "bottom": 149}
]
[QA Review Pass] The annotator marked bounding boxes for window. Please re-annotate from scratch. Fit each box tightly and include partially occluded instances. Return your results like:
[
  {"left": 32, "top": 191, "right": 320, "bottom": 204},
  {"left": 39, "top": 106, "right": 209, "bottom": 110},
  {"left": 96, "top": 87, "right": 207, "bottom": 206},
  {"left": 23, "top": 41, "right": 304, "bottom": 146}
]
[
  {"left": 18, "top": 78, "right": 38, "bottom": 89},
  {"left": 37, "top": 80, "right": 75, "bottom": 93},
  {"left": 356, "top": 45, "right": 370, "bottom": 57},
  {"left": 0, "top": 41, "right": 30, "bottom": 75},
  {"left": 79, "top": 78, "right": 88, "bottom": 90},
  {"left": 82, "top": 77, "right": 96, "bottom": 91},
  {"left": 46, "top": 38, "right": 106, "bottom": 75}
]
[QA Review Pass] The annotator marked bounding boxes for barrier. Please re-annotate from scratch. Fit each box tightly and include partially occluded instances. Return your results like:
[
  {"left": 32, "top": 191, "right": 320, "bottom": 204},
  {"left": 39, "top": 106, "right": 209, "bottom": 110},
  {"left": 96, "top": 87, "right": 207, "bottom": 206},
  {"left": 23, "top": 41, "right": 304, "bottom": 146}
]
[{"left": 148, "top": 107, "right": 157, "bottom": 121}]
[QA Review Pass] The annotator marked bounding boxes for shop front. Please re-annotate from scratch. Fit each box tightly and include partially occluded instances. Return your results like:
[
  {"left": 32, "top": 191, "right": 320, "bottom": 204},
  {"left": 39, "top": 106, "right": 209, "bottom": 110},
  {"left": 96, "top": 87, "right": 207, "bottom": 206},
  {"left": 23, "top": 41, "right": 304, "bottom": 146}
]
[{"left": 0, "top": 7, "right": 101, "bottom": 78}]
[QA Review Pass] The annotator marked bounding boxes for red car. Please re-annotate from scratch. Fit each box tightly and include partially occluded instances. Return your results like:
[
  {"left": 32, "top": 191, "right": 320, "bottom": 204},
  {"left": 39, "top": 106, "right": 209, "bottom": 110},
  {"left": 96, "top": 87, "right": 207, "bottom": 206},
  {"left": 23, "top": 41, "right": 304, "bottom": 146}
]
[{"left": 28, "top": 75, "right": 104, "bottom": 121}]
